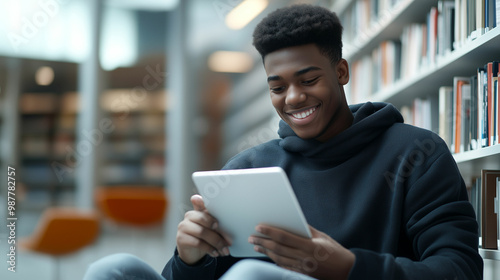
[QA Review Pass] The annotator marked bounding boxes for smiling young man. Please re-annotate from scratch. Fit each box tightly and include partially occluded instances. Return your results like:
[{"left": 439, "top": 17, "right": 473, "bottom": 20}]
[
  {"left": 83, "top": 4, "right": 483, "bottom": 280},
  {"left": 264, "top": 43, "right": 353, "bottom": 142},
  {"left": 161, "top": 4, "right": 482, "bottom": 280}
]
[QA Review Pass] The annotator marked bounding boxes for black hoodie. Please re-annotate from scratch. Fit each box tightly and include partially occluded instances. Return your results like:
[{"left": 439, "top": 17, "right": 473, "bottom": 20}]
[{"left": 163, "top": 102, "right": 483, "bottom": 280}]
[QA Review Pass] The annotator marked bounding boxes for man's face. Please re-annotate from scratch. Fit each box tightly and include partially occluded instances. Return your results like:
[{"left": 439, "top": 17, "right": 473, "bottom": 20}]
[{"left": 264, "top": 44, "right": 350, "bottom": 142}]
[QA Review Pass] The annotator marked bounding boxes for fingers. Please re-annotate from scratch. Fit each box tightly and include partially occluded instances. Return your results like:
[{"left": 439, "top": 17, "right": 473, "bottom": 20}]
[
  {"left": 178, "top": 216, "right": 230, "bottom": 256},
  {"left": 184, "top": 208, "right": 217, "bottom": 230},
  {"left": 191, "top": 194, "right": 206, "bottom": 212},
  {"left": 177, "top": 226, "right": 229, "bottom": 257},
  {"left": 256, "top": 225, "right": 310, "bottom": 248},
  {"left": 249, "top": 235, "right": 303, "bottom": 258},
  {"left": 248, "top": 225, "right": 313, "bottom": 269}
]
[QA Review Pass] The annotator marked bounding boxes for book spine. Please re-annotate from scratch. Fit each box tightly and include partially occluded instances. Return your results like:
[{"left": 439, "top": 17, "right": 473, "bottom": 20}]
[
  {"left": 477, "top": 68, "right": 485, "bottom": 148},
  {"left": 497, "top": 0, "right": 500, "bottom": 26},
  {"left": 488, "top": 62, "right": 494, "bottom": 146},
  {"left": 462, "top": 83, "right": 472, "bottom": 152},
  {"left": 480, "top": 67, "right": 489, "bottom": 147},
  {"left": 495, "top": 66, "right": 500, "bottom": 144},
  {"left": 470, "top": 75, "right": 478, "bottom": 150}
]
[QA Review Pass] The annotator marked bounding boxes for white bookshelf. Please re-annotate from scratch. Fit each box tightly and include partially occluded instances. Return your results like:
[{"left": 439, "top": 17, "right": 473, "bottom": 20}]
[
  {"left": 372, "top": 26, "right": 500, "bottom": 108},
  {"left": 341, "top": 0, "right": 436, "bottom": 62},
  {"left": 480, "top": 248, "right": 500, "bottom": 261},
  {"left": 336, "top": 0, "right": 500, "bottom": 270},
  {"left": 454, "top": 144, "right": 500, "bottom": 164}
]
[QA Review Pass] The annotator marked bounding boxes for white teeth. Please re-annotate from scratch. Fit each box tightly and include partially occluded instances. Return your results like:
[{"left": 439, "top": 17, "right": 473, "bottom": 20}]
[{"left": 292, "top": 107, "right": 316, "bottom": 119}]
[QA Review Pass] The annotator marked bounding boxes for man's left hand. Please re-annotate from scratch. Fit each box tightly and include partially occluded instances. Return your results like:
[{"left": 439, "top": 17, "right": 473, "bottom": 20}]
[{"left": 248, "top": 224, "right": 355, "bottom": 280}]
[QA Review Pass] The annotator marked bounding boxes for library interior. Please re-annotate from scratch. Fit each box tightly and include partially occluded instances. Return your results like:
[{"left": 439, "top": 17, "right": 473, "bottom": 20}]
[{"left": 0, "top": 0, "right": 499, "bottom": 279}]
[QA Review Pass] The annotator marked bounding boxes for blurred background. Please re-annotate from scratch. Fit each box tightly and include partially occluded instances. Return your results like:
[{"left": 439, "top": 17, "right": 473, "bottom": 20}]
[{"left": 0, "top": 0, "right": 330, "bottom": 279}]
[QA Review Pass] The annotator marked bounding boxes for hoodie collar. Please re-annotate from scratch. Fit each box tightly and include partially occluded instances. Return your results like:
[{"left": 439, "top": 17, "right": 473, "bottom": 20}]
[{"left": 278, "top": 102, "right": 404, "bottom": 161}]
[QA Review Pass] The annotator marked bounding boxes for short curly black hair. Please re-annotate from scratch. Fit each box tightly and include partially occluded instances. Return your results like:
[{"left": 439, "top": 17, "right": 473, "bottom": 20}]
[{"left": 252, "top": 4, "right": 343, "bottom": 64}]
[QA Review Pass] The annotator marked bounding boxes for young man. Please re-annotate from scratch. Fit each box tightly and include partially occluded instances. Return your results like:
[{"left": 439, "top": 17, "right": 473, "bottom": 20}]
[{"left": 84, "top": 4, "right": 483, "bottom": 280}]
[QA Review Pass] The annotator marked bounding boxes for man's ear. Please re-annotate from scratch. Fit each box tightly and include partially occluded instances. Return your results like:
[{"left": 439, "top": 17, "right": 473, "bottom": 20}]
[{"left": 336, "top": 59, "right": 349, "bottom": 85}]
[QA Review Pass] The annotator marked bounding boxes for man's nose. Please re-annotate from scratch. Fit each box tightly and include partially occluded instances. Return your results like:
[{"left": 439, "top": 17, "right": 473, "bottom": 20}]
[{"left": 285, "top": 86, "right": 306, "bottom": 105}]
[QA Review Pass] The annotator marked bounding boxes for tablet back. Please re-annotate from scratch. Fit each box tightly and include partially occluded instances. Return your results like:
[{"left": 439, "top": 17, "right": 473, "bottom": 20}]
[{"left": 192, "top": 167, "right": 311, "bottom": 257}]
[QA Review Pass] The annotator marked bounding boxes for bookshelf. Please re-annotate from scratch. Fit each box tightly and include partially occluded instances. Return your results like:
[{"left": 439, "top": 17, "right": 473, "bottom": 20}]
[
  {"left": 333, "top": 0, "right": 500, "bottom": 270},
  {"left": 99, "top": 64, "right": 167, "bottom": 187},
  {"left": 371, "top": 27, "right": 500, "bottom": 108},
  {"left": 18, "top": 60, "right": 79, "bottom": 209}
]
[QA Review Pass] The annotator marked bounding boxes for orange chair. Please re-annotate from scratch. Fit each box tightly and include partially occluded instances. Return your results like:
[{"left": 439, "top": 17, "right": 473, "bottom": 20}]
[
  {"left": 21, "top": 207, "right": 100, "bottom": 256},
  {"left": 95, "top": 186, "right": 168, "bottom": 226}
]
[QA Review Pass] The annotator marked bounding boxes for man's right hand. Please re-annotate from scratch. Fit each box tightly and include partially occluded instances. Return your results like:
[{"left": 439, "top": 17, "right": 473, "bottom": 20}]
[{"left": 176, "top": 194, "right": 231, "bottom": 265}]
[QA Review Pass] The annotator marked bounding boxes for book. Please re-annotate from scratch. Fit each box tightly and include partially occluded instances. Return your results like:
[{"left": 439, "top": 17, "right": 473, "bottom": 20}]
[
  {"left": 461, "top": 83, "right": 472, "bottom": 152},
  {"left": 466, "top": 0, "right": 475, "bottom": 40},
  {"left": 476, "top": 0, "right": 485, "bottom": 37},
  {"left": 470, "top": 74, "right": 478, "bottom": 150},
  {"left": 497, "top": 0, "right": 500, "bottom": 26},
  {"left": 438, "top": 1, "right": 456, "bottom": 56},
  {"left": 497, "top": 177, "right": 500, "bottom": 245},
  {"left": 439, "top": 86, "right": 454, "bottom": 149},
  {"left": 453, "top": 77, "right": 470, "bottom": 153},
  {"left": 486, "top": 0, "right": 497, "bottom": 30},
  {"left": 486, "top": 62, "right": 499, "bottom": 146},
  {"left": 471, "top": 177, "right": 482, "bottom": 237},
  {"left": 481, "top": 169, "right": 500, "bottom": 249},
  {"left": 477, "top": 67, "right": 488, "bottom": 147},
  {"left": 497, "top": 67, "right": 500, "bottom": 145}
]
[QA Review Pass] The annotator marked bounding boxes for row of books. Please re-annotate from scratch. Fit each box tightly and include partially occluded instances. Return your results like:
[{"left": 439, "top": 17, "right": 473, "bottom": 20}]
[
  {"left": 350, "top": 40, "right": 401, "bottom": 101},
  {"left": 469, "top": 169, "right": 500, "bottom": 249},
  {"left": 341, "top": 0, "right": 406, "bottom": 45},
  {"left": 455, "top": 0, "right": 500, "bottom": 48},
  {"left": 100, "top": 158, "right": 165, "bottom": 185},
  {"left": 100, "top": 89, "right": 167, "bottom": 113},
  {"left": 348, "top": 0, "right": 500, "bottom": 103},
  {"left": 19, "top": 89, "right": 167, "bottom": 114},
  {"left": 439, "top": 61, "right": 500, "bottom": 153},
  {"left": 20, "top": 91, "right": 79, "bottom": 114},
  {"left": 400, "top": 98, "right": 436, "bottom": 133}
]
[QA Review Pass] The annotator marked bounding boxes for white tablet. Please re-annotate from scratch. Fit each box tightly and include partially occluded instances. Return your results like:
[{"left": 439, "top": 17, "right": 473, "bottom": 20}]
[{"left": 192, "top": 166, "right": 311, "bottom": 257}]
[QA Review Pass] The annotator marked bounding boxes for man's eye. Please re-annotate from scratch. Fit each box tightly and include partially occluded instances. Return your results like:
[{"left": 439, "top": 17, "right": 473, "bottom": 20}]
[
  {"left": 270, "top": 87, "right": 285, "bottom": 93},
  {"left": 302, "top": 77, "right": 319, "bottom": 85}
]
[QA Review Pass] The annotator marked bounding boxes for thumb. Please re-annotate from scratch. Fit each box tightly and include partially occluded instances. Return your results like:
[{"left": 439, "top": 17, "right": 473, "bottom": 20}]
[
  {"left": 308, "top": 225, "right": 321, "bottom": 238},
  {"left": 190, "top": 194, "right": 206, "bottom": 211}
]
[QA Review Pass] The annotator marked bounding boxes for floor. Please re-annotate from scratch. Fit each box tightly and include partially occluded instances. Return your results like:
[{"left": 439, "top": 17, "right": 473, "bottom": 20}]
[{"left": 0, "top": 209, "right": 176, "bottom": 280}]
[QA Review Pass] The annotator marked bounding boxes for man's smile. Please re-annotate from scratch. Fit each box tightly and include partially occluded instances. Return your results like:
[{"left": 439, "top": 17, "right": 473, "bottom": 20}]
[{"left": 287, "top": 105, "right": 319, "bottom": 119}]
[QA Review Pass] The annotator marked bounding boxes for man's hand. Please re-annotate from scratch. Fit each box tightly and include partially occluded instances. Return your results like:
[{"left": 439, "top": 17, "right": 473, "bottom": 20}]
[
  {"left": 248, "top": 225, "right": 355, "bottom": 280},
  {"left": 176, "top": 194, "right": 231, "bottom": 265}
]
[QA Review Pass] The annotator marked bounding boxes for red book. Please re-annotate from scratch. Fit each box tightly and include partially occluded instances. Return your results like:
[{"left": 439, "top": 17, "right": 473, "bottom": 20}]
[{"left": 497, "top": 68, "right": 500, "bottom": 145}]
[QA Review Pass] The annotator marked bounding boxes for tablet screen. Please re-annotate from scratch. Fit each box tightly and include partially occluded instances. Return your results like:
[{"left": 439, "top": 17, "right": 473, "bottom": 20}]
[{"left": 192, "top": 167, "right": 311, "bottom": 257}]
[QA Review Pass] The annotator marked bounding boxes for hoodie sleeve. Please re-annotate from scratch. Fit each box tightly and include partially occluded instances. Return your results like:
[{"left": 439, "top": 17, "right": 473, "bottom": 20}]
[
  {"left": 348, "top": 150, "right": 483, "bottom": 280},
  {"left": 161, "top": 249, "right": 217, "bottom": 280},
  {"left": 161, "top": 249, "right": 246, "bottom": 280}
]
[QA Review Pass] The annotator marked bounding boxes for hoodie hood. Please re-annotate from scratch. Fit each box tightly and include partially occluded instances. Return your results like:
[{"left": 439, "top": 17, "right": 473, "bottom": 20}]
[{"left": 278, "top": 102, "right": 404, "bottom": 161}]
